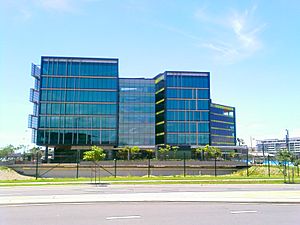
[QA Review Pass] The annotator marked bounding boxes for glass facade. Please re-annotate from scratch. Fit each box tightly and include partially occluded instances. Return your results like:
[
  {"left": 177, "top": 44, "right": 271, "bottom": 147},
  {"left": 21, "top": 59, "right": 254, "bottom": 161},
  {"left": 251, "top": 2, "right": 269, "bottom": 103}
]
[
  {"left": 36, "top": 57, "right": 118, "bottom": 146},
  {"left": 29, "top": 56, "right": 237, "bottom": 157},
  {"left": 210, "top": 103, "right": 236, "bottom": 146},
  {"left": 118, "top": 78, "right": 155, "bottom": 146},
  {"left": 155, "top": 72, "right": 211, "bottom": 146}
]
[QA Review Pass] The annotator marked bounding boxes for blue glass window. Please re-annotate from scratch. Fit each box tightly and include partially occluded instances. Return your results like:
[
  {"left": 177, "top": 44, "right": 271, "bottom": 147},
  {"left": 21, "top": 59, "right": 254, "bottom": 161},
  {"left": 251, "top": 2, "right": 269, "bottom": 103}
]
[{"left": 198, "top": 123, "right": 209, "bottom": 132}]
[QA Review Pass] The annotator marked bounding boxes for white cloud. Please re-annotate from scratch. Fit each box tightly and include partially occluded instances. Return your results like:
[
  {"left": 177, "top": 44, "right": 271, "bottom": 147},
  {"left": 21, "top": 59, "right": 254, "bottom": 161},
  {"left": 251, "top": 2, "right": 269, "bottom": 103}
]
[
  {"left": 3, "top": 0, "right": 86, "bottom": 20},
  {"left": 34, "top": 0, "right": 76, "bottom": 12},
  {"left": 196, "top": 5, "right": 266, "bottom": 63}
]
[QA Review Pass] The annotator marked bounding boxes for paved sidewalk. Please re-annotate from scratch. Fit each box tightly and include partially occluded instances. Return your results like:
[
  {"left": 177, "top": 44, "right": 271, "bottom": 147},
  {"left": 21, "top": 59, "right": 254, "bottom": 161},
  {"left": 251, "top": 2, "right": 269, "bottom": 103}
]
[
  {"left": 1, "top": 189, "right": 300, "bottom": 205},
  {"left": 0, "top": 178, "right": 286, "bottom": 186}
]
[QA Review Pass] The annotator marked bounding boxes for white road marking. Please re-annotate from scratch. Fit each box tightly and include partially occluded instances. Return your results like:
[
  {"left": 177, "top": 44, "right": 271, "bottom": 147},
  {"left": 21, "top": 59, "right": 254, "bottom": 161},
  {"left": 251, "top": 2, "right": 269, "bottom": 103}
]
[
  {"left": 106, "top": 215, "right": 141, "bottom": 220},
  {"left": 0, "top": 203, "right": 51, "bottom": 208},
  {"left": 273, "top": 204, "right": 297, "bottom": 206},
  {"left": 231, "top": 210, "right": 257, "bottom": 214},
  {"left": 0, "top": 202, "right": 95, "bottom": 208}
]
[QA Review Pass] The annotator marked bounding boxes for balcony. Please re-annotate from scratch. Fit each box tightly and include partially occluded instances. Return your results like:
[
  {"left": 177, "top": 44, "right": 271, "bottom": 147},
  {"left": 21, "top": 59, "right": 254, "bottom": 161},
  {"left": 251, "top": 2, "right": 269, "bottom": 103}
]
[
  {"left": 28, "top": 114, "right": 38, "bottom": 129},
  {"left": 31, "top": 63, "right": 40, "bottom": 79},
  {"left": 29, "top": 88, "right": 39, "bottom": 103}
]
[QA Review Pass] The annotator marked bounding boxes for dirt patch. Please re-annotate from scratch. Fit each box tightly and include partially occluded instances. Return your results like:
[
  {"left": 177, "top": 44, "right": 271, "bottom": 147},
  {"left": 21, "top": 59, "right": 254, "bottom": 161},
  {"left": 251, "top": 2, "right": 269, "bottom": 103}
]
[{"left": 0, "top": 167, "right": 33, "bottom": 180}]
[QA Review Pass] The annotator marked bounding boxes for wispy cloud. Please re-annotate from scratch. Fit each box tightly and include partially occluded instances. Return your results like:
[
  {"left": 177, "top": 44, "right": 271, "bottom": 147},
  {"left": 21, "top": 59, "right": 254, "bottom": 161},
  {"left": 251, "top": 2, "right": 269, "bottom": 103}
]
[
  {"left": 155, "top": 23, "right": 202, "bottom": 42},
  {"left": 195, "top": 5, "right": 266, "bottom": 63},
  {"left": 2, "top": 0, "right": 88, "bottom": 21},
  {"left": 35, "top": 0, "right": 76, "bottom": 12}
]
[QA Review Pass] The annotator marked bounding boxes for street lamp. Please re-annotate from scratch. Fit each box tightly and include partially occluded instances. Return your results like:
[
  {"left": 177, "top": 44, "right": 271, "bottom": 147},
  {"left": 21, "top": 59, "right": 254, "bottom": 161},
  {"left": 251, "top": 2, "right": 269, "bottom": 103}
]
[{"left": 286, "top": 129, "right": 289, "bottom": 151}]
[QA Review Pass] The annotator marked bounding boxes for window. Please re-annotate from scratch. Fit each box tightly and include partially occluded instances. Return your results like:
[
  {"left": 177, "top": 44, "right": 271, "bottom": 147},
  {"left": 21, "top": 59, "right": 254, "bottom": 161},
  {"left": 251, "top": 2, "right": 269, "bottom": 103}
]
[{"left": 198, "top": 123, "right": 209, "bottom": 132}]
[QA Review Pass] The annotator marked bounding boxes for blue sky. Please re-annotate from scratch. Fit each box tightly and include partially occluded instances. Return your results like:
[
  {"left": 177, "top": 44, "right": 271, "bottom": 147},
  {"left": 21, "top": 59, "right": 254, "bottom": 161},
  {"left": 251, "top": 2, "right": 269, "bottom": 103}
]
[{"left": 1, "top": 0, "right": 300, "bottom": 148}]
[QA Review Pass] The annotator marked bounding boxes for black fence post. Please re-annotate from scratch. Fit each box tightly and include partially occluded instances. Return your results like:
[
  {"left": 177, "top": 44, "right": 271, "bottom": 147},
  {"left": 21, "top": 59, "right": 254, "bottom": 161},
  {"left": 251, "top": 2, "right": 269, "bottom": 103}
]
[
  {"left": 284, "top": 162, "right": 287, "bottom": 183},
  {"left": 214, "top": 156, "right": 217, "bottom": 177},
  {"left": 76, "top": 150, "right": 79, "bottom": 179},
  {"left": 35, "top": 152, "right": 39, "bottom": 180},
  {"left": 288, "top": 163, "right": 291, "bottom": 183},
  {"left": 148, "top": 158, "right": 151, "bottom": 177},
  {"left": 94, "top": 162, "right": 97, "bottom": 184},
  {"left": 183, "top": 152, "right": 186, "bottom": 177},
  {"left": 267, "top": 154, "right": 270, "bottom": 177},
  {"left": 114, "top": 159, "right": 117, "bottom": 178},
  {"left": 246, "top": 148, "right": 249, "bottom": 177}
]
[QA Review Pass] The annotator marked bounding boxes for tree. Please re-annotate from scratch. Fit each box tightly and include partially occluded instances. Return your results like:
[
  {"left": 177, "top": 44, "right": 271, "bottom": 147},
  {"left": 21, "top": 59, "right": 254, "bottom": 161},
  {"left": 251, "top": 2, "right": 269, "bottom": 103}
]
[
  {"left": 229, "top": 151, "right": 237, "bottom": 160},
  {"left": 83, "top": 146, "right": 106, "bottom": 183},
  {"left": 277, "top": 149, "right": 292, "bottom": 164},
  {"left": 117, "top": 147, "right": 130, "bottom": 160},
  {"left": 28, "top": 147, "right": 42, "bottom": 161},
  {"left": 293, "top": 159, "right": 300, "bottom": 177},
  {"left": 200, "top": 145, "right": 221, "bottom": 176},
  {"left": 195, "top": 146, "right": 205, "bottom": 160},
  {"left": 276, "top": 149, "right": 293, "bottom": 182},
  {"left": 130, "top": 146, "right": 140, "bottom": 160},
  {"left": 118, "top": 146, "right": 140, "bottom": 160},
  {"left": 195, "top": 145, "right": 221, "bottom": 160},
  {"left": 0, "top": 145, "right": 16, "bottom": 159},
  {"left": 158, "top": 145, "right": 179, "bottom": 160},
  {"left": 158, "top": 145, "right": 170, "bottom": 160},
  {"left": 204, "top": 145, "right": 222, "bottom": 159},
  {"left": 117, "top": 146, "right": 140, "bottom": 160},
  {"left": 172, "top": 146, "right": 179, "bottom": 159},
  {"left": 83, "top": 146, "right": 106, "bottom": 162},
  {"left": 145, "top": 149, "right": 154, "bottom": 159}
]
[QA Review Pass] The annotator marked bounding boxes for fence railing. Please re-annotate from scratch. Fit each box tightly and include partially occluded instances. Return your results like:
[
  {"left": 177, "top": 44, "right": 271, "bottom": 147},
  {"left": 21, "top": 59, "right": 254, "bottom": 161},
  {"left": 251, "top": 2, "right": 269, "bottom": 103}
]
[{"left": 6, "top": 153, "right": 300, "bottom": 184}]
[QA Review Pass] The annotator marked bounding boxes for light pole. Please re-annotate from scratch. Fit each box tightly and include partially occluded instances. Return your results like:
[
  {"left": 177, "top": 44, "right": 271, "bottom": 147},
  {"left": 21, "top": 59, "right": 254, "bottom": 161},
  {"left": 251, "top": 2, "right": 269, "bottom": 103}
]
[
  {"left": 286, "top": 129, "right": 289, "bottom": 151},
  {"left": 250, "top": 136, "right": 255, "bottom": 152}
]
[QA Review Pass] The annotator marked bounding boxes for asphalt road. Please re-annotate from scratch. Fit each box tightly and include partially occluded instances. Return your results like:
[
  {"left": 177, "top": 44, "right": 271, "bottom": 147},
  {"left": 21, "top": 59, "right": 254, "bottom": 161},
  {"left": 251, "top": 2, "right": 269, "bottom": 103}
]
[{"left": 0, "top": 202, "right": 299, "bottom": 225}]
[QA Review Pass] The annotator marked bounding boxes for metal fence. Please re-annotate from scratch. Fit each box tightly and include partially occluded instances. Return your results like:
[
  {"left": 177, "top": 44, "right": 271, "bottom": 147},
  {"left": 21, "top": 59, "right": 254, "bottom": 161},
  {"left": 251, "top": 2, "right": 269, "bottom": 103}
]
[
  {"left": 5, "top": 152, "right": 300, "bottom": 184},
  {"left": 10, "top": 156, "right": 247, "bottom": 179}
]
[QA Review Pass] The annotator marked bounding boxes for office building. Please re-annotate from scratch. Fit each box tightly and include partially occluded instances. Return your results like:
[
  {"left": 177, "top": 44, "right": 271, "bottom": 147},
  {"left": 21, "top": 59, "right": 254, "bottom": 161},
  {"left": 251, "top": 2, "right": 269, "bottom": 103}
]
[
  {"left": 29, "top": 56, "right": 236, "bottom": 160},
  {"left": 29, "top": 56, "right": 118, "bottom": 160},
  {"left": 256, "top": 137, "right": 300, "bottom": 155},
  {"left": 118, "top": 78, "right": 155, "bottom": 147},
  {"left": 155, "top": 71, "right": 210, "bottom": 146},
  {"left": 210, "top": 103, "right": 236, "bottom": 146}
]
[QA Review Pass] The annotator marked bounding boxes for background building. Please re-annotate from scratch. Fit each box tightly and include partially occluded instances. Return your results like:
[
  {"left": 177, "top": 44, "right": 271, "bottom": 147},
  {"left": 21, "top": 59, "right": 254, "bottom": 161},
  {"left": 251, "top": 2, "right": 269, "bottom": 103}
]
[
  {"left": 256, "top": 137, "right": 300, "bottom": 156},
  {"left": 29, "top": 56, "right": 237, "bottom": 160}
]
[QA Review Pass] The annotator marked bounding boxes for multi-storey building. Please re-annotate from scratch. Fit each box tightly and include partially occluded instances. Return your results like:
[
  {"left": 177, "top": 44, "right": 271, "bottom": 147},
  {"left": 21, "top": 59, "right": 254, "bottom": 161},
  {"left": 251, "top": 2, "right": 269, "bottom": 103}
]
[
  {"left": 210, "top": 103, "right": 236, "bottom": 146},
  {"left": 256, "top": 137, "right": 300, "bottom": 155},
  {"left": 118, "top": 78, "right": 155, "bottom": 147},
  {"left": 155, "top": 71, "right": 210, "bottom": 147},
  {"left": 30, "top": 56, "right": 118, "bottom": 160},
  {"left": 29, "top": 56, "right": 236, "bottom": 160}
]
